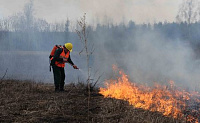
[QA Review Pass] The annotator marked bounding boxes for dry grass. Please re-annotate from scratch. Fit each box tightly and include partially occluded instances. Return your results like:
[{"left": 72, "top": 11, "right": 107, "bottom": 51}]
[{"left": 0, "top": 80, "right": 182, "bottom": 123}]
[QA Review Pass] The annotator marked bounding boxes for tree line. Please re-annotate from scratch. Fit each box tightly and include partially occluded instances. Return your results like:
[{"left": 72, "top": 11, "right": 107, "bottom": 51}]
[
  {"left": 0, "top": 0, "right": 200, "bottom": 56},
  {"left": 0, "top": 19, "right": 200, "bottom": 51}
]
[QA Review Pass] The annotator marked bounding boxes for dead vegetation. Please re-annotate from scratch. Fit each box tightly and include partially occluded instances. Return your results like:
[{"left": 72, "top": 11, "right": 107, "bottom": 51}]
[{"left": 0, "top": 79, "right": 182, "bottom": 123}]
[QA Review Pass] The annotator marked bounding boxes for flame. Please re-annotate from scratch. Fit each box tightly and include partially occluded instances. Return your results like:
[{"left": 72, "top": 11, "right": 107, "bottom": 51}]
[{"left": 100, "top": 65, "right": 200, "bottom": 122}]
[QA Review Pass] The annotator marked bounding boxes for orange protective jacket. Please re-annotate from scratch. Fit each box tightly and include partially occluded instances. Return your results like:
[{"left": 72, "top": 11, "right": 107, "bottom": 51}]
[{"left": 50, "top": 45, "right": 71, "bottom": 68}]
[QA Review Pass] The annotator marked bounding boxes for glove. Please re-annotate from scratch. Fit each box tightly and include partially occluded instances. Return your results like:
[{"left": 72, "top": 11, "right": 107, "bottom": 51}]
[
  {"left": 73, "top": 65, "right": 79, "bottom": 69},
  {"left": 49, "top": 55, "right": 53, "bottom": 59}
]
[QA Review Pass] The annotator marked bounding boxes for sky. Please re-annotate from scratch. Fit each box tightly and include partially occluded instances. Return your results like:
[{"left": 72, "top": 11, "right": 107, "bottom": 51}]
[{"left": 0, "top": 0, "right": 183, "bottom": 24}]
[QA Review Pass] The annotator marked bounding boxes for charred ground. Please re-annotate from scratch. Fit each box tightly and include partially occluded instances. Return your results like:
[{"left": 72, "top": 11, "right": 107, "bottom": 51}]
[{"left": 0, "top": 80, "right": 183, "bottom": 123}]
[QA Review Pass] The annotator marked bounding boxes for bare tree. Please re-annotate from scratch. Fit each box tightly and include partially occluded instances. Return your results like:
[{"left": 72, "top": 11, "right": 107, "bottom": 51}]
[
  {"left": 23, "top": 0, "right": 34, "bottom": 31},
  {"left": 76, "top": 13, "right": 95, "bottom": 122},
  {"left": 5, "top": 0, "right": 35, "bottom": 32},
  {"left": 35, "top": 19, "right": 50, "bottom": 32},
  {"left": 176, "top": 0, "right": 200, "bottom": 24},
  {"left": 176, "top": 0, "right": 200, "bottom": 40}
]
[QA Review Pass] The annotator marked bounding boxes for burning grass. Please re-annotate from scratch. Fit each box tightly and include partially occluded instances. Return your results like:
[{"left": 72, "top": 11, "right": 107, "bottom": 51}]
[
  {"left": 0, "top": 79, "right": 187, "bottom": 123},
  {"left": 100, "top": 65, "right": 200, "bottom": 123}
]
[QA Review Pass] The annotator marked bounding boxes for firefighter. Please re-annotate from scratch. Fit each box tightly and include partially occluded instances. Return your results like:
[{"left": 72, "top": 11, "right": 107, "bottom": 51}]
[{"left": 49, "top": 43, "right": 78, "bottom": 92}]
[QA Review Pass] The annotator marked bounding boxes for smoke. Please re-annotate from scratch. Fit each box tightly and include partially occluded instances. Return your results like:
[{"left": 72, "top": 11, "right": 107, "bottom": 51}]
[
  {"left": 1, "top": 27, "right": 200, "bottom": 90},
  {"left": 0, "top": 0, "right": 200, "bottom": 91},
  {"left": 93, "top": 30, "right": 200, "bottom": 90}
]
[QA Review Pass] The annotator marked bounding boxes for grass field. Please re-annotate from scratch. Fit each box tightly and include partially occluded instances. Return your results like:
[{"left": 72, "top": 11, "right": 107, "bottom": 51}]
[{"left": 0, "top": 79, "right": 182, "bottom": 123}]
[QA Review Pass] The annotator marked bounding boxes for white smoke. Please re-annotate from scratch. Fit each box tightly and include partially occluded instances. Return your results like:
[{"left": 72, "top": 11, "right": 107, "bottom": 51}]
[{"left": 94, "top": 31, "right": 200, "bottom": 90}]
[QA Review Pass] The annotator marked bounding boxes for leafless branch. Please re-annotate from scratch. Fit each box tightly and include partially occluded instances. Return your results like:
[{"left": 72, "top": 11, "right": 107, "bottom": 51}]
[
  {"left": 79, "top": 46, "right": 86, "bottom": 55},
  {"left": 92, "top": 72, "right": 104, "bottom": 88},
  {"left": 1, "top": 68, "right": 8, "bottom": 81}
]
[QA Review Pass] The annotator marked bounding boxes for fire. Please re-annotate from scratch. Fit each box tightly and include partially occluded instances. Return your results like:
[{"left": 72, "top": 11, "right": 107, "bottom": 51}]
[{"left": 100, "top": 65, "right": 200, "bottom": 122}]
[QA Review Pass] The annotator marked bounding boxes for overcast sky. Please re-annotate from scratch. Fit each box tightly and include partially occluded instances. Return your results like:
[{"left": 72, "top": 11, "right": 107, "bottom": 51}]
[{"left": 0, "top": 0, "right": 183, "bottom": 24}]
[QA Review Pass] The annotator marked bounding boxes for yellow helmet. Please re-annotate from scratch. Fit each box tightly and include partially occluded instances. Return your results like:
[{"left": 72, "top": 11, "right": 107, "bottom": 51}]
[{"left": 65, "top": 43, "right": 73, "bottom": 52}]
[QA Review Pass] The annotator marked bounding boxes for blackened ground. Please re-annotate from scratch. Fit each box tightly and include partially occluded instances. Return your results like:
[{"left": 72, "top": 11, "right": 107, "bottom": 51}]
[{"left": 0, "top": 80, "right": 182, "bottom": 123}]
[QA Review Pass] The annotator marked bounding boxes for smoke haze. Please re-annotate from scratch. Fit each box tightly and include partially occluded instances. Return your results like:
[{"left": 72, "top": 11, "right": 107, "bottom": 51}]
[
  {"left": 90, "top": 27, "right": 200, "bottom": 90},
  {"left": 0, "top": 0, "right": 200, "bottom": 91}
]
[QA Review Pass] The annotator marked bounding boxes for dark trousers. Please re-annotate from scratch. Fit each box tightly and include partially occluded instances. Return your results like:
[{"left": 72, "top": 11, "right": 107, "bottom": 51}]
[{"left": 52, "top": 65, "right": 65, "bottom": 91}]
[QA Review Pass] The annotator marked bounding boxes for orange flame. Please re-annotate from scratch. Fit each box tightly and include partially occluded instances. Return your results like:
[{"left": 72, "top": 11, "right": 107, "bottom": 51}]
[{"left": 100, "top": 65, "right": 200, "bottom": 122}]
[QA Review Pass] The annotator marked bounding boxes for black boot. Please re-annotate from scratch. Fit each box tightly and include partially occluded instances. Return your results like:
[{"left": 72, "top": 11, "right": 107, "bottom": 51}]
[
  {"left": 59, "top": 86, "right": 65, "bottom": 92},
  {"left": 60, "top": 81, "right": 65, "bottom": 92},
  {"left": 55, "top": 87, "right": 59, "bottom": 92}
]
